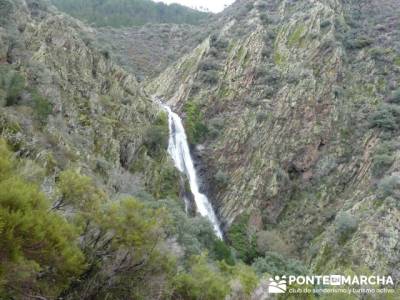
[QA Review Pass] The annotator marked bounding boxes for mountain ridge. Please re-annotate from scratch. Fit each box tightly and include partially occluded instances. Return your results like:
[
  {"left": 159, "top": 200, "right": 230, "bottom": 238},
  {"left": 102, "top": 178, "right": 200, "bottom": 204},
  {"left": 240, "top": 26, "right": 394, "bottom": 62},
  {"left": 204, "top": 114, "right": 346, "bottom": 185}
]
[{"left": 50, "top": 0, "right": 212, "bottom": 27}]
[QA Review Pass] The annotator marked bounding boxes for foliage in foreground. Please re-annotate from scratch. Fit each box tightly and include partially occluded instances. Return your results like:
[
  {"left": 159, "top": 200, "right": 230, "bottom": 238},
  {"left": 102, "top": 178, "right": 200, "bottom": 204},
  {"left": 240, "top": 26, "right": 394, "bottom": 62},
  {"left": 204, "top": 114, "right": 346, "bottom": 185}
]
[
  {"left": 0, "top": 138, "right": 261, "bottom": 299},
  {"left": 0, "top": 139, "right": 84, "bottom": 299}
]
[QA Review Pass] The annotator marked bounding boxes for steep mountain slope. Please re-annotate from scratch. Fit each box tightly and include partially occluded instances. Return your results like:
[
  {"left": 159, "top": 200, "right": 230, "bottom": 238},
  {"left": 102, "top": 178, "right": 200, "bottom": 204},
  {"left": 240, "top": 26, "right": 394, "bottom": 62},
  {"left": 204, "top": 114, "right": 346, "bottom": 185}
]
[
  {"left": 0, "top": 1, "right": 264, "bottom": 299},
  {"left": 2, "top": 0, "right": 400, "bottom": 298},
  {"left": 96, "top": 24, "right": 209, "bottom": 79},
  {"left": 149, "top": 0, "right": 400, "bottom": 280},
  {"left": 50, "top": 0, "right": 211, "bottom": 27},
  {"left": 0, "top": 0, "right": 172, "bottom": 199}
]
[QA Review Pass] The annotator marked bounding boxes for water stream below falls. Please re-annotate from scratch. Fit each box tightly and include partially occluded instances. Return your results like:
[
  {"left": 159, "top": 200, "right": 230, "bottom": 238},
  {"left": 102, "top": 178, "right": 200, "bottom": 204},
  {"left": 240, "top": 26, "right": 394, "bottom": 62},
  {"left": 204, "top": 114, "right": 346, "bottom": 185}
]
[{"left": 162, "top": 104, "right": 223, "bottom": 239}]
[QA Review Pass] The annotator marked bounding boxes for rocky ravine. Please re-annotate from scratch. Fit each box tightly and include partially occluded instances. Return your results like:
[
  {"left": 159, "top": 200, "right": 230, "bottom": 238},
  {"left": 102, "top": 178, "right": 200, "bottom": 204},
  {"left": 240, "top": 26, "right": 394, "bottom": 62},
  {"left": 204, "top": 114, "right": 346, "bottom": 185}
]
[
  {"left": 0, "top": 0, "right": 178, "bottom": 200},
  {"left": 149, "top": 0, "right": 400, "bottom": 279}
]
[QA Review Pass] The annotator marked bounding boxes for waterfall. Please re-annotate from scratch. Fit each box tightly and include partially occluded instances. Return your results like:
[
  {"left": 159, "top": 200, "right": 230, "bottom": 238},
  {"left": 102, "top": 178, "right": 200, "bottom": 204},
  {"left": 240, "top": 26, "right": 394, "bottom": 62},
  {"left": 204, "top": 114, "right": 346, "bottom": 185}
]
[{"left": 162, "top": 104, "right": 223, "bottom": 239}]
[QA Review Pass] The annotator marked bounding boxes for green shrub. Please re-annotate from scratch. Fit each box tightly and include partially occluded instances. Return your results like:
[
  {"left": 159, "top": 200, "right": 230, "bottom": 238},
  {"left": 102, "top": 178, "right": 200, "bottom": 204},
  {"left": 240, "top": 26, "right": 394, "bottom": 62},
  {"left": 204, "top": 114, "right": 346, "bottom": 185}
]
[
  {"left": 255, "top": 1, "right": 267, "bottom": 10},
  {"left": 219, "top": 262, "right": 258, "bottom": 295},
  {"left": 315, "top": 156, "right": 337, "bottom": 177},
  {"left": 172, "top": 254, "right": 230, "bottom": 300},
  {"left": 377, "top": 175, "right": 400, "bottom": 201},
  {"left": 254, "top": 65, "right": 267, "bottom": 79},
  {"left": 388, "top": 88, "right": 400, "bottom": 104},
  {"left": 258, "top": 67, "right": 280, "bottom": 84},
  {"left": 0, "top": 139, "right": 84, "bottom": 298},
  {"left": 265, "top": 30, "right": 276, "bottom": 42},
  {"left": 148, "top": 162, "right": 180, "bottom": 198},
  {"left": 152, "top": 198, "right": 232, "bottom": 262},
  {"left": 199, "top": 70, "right": 219, "bottom": 85},
  {"left": 371, "top": 154, "right": 394, "bottom": 177},
  {"left": 320, "top": 19, "right": 332, "bottom": 29},
  {"left": 227, "top": 214, "right": 258, "bottom": 263},
  {"left": 344, "top": 35, "right": 373, "bottom": 50},
  {"left": 321, "top": 37, "right": 335, "bottom": 51},
  {"left": 260, "top": 13, "right": 272, "bottom": 24},
  {"left": 56, "top": 169, "right": 106, "bottom": 213},
  {"left": 143, "top": 112, "right": 169, "bottom": 157},
  {"left": 100, "top": 49, "right": 110, "bottom": 59},
  {"left": 199, "top": 58, "right": 219, "bottom": 71},
  {"left": 0, "top": 139, "right": 13, "bottom": 180},
  {"left": 369, "top": 104, "right": 400, "bottom": 131},
  {"left": 31, "top": 90, "right": 53, "bottom": 125},
  {"left": 371, "top": 142, "right": 400, "bottom": 179},
  {"left": 157, "top": 198, "right": 220, "bottom": 257},
  {"left": 256, "top": 112, "right": 268, "bottom": 123},
  {"left": 334, "top": 212, "right": 358, "bottom": 243},
  {"left": 210, "top": 34, "right": 228, "bottom": 50},
  {"left": 214, "top": 170, "right": 229, "bottom": 189},
  {"left": 369, "top": 47, "right": 388, "bottom": 60},
  {"left": 212, "top": 240, "right": 235, "bottom": 265},
  {"left": 261, "top": 86, "right": 275, "bottom": 98},
  {"left": 0, "top": 0, "right": 13, "bottom": 26},
  {"left": 0, "top": 68, "right": 25, "bottom": 106},
  {"left": 144, "top": 125, "right": 169, "bottom": 156},
  {"left": 261, "top": 47, "right": 272, "bottom": 58},
  {"left": 256, "top": 230, "right": 291, "bottom": 255},
  {"left": 207, "top": 126, "right": 219, "bottom": 139},
  {"left": 75, "top": 196, "right": 173, "bottom": 299},
  {"left": 252, "top": 251, "right": 308, "bottom": 276},
  {"left": 184, "top": 101, "right": 208, "bottom": 144},
  {"left": 245, "top": 2, "right": 254, "bottom": 11}
]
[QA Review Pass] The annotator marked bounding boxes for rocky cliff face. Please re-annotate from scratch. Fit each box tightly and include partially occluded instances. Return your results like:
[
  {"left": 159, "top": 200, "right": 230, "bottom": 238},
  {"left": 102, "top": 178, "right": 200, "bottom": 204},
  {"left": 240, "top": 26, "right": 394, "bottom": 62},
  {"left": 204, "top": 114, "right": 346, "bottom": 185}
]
[
  {"left": 149, "top": 0, "right": 400, "bottom": 278},
  {"left": 0, "top": 0, "right": 178, "bottom": 200}
]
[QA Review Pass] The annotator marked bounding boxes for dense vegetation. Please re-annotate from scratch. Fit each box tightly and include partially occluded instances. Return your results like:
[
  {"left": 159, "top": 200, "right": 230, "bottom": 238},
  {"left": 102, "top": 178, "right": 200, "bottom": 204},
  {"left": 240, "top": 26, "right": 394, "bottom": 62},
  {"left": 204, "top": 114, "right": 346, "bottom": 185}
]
[
  {"left": 51, "top": 0, "right": 211, "bottom": 27},
  {"left": 0, "top": 136, "right": 262, "bottom": 299},
  {"left": 0, "top": 140, "right": 84, "bottom": 299}
]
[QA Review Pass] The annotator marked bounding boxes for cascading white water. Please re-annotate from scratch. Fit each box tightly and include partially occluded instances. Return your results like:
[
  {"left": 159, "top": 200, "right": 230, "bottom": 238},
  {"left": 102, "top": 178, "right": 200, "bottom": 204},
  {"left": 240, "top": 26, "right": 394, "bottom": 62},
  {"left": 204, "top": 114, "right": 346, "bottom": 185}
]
[{"left": 162, "top": 104, "right": 223, "bottom": 239}]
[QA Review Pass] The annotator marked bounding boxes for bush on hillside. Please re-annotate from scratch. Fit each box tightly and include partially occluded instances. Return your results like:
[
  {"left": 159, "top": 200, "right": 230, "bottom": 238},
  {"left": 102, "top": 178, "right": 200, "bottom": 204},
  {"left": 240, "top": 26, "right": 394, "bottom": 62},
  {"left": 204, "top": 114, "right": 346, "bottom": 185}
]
[
  {"left": 143, "top": 112, "right": 169, "bottom": 157},
  {"left": 256, "top": 230, "right": 291, "bottom": 255},
  {"left": 252, "top": 251, "right": 308, "bottom": 276},
  {"left": 199, "top": 58, "right": 219, "bottom": 71},
  {"left": 369, "top": 104, "right": 400, "bottom": 131},
  {"left": 199, "top": 70, "right": 219, "bottom": 85},
  {"left": 144, "top": 125, "right": 169, "bottom": 156},
  {"left": 184, "top": 101, "right": 208, "bottom": 144},
  {"left": 0, "top": 139, "right": 84, "bottom": 298},
  {"left": 0, "top": 0, "right": 14, "bottom": 26},
  {"left": 256, "top": 112, "right": 269, "bottom": 123},
  {"left": 372, "top": 154, "right": 394, "bottom": 178},
  {"left": 210, "top": 34, "right": 229, "bottom": 50},
  {"left": 334, "top": 212, "right": 358, "bottom": 243},
  {"left": 388, "top": 88, "right": 400, "bottom": 104},
  {"left": 31, "top": 89, "right": 53, "bottom": 125},
  {"left": 0, "top": 67, "right": 25, "bottom": 106},
  {"left": 377, "top": 175, "right": 400, "bottom": 201},
  {"left": 344, "top": 35, "right": 373, "bottom": 50},
  {"left": 227, "top": 215, "right": 259, "bottom": 264},
  {"left": 214, "top": 170, "right": 229, "bottom": 189},
  {"left": 56, "top": 169, "right": 106, "bottom": 213},
  {"left": 172, "top": 254, "right": 230, "bottom": 300},
  {"left": 320, "top": 19, "right": 332, "bottom": 29}
]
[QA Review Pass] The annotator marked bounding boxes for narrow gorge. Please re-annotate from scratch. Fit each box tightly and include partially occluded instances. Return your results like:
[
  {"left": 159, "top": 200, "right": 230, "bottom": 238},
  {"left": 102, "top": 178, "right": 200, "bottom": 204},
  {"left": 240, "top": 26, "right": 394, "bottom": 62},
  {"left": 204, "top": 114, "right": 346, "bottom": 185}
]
[
  {"left": 1, "top": 0, "right": 400, "bottom": 299},
  {"left": 162, "top": 102, "right": 223, "bottom": 238}
]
